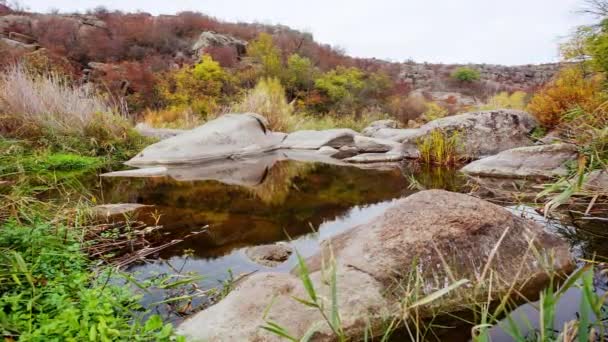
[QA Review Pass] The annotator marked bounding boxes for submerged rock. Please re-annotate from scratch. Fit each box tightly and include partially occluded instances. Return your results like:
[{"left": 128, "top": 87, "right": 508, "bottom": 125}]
[
  {"left": 92, "top": 203, "right": 151, "bottom": 221},
  {"left": 281, "top": 129, "right": 360, "bottom": 150},
  {"left": 343, "top": 152, "right": 405, "bottom": 163},
  {"left": 461, "top": 144, "right": 578, "bottom": 179},
  {"left": 245, "top": 243, "right": 293, "bottom": 267},
  {"left": 178, "top": 190, "right": 574, "bottom": 341},
  {"left": 127, "top": 113, "right": 282, "bottom": 166},
  {"left": 370, "top": 110, "right": 538, "bottom": 158}
]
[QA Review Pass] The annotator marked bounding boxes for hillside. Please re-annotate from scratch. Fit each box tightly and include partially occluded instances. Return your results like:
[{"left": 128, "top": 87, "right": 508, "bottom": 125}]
[{"left": 0, "top": 8, "right": 562, "bottom": 125}]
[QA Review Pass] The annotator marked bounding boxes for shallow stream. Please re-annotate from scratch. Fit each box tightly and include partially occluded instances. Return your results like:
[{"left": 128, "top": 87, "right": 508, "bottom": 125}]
[{"left": 97, "top": 156, "right": 607, "bottom": 341}]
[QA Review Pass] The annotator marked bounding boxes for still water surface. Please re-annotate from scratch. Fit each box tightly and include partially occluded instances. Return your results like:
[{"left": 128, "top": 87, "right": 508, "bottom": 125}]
[{"left": 99, "top": 158, "right": 607, "bottom": 341}]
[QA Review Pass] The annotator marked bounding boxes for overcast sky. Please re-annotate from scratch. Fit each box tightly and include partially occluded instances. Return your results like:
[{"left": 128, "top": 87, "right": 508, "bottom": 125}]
[{"left": 16, "top": 0, "right": 594, "bottom": 65}]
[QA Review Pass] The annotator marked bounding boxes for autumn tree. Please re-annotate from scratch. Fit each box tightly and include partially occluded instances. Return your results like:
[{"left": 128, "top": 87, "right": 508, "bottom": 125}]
[
  {"left": 284, "top": 54, "right": 316, "bottom": 98},
  {"left": 158, "top": 55, "right": 230, "bottom": 116},
  {"left": 314, "top": 67, "right": 365, "bottom": 114},
  {"left": 247, "top": 33, "right": 283, "bottom": 79}
]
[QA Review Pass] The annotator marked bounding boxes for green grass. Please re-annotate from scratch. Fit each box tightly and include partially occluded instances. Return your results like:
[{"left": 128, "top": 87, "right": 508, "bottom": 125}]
[
  {"left": 21, "top": 153, "right": 103, "bottom": 173},
  {"left": 0, "top": 218, "right": 184, "bottom": 341},
  {"left": 417, "top": 130, "right": 463, "bottom": 166}
]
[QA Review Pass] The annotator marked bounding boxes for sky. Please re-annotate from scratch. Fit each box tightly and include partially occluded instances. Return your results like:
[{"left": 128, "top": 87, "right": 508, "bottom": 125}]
[{"left": 15, "top": 0, "right": 595, "bottom": 65}]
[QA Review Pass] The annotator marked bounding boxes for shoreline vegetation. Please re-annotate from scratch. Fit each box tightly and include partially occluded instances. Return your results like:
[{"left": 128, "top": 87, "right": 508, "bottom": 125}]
[{"left": 0, "top": 0, "right": 607, "bottom": 341}]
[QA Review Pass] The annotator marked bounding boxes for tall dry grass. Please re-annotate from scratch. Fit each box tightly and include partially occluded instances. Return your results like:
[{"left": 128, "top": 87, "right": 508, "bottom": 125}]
[
  {"left": 0, "top": 65, "right": 123, "bottom": 137},
  {"left": 231, "top": 77, "right": 294, "bottom": 132}
]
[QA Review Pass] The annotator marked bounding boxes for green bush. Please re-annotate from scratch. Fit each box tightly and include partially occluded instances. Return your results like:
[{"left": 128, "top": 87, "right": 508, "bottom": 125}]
[{"left": 451, "top": 67, "right": 481, "bottom": 82}]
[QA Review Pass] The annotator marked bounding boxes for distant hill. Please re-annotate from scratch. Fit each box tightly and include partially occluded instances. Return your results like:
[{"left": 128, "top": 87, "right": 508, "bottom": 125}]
[{"left": 0, "top": 8, "right": 564, "bottom": 119}]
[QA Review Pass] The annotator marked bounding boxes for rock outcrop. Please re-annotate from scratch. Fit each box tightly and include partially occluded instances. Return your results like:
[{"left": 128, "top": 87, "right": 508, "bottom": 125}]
[
  {"left": 178, "top": 190, "right": 574, "bottom": 341},
  {"left": 192, "top": 31, "right": 247, "bottom": 58},
  {"left": 399, "top": 62, "right": 562, "bottom": 92},
  {"left": 461, "top": 144, "right": 578, "bottom": 179},
  {"left": 370, "top": 110, "right": 538, "bottom": 159},
  {"left": 127, "top": 113, "right": 283, "bottom": 166}
]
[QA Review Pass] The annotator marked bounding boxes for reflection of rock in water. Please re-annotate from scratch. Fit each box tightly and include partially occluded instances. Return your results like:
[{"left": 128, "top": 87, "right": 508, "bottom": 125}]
[
  {"left": 100, "top": 160, "right": 412, "bottom": 260},
  {"left": 402, "top": 163, "right": 467, "bottom": 192},
  {"left": 246, "top": 161, "right": 317, "bottom": 205}
]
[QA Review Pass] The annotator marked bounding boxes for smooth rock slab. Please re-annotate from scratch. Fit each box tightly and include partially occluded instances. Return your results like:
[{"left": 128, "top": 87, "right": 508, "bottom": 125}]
[
  {"left": 178, "top": 190, "right": 574, "bottom": 341},
  {"left": 343, "top": 152, "right": 405, "bottom": 163},
  {"left": 127, "top": 113, "right": 282, "bottom": 166},
  {"left": 281, "top": 129, "right": 360, "bottom": 150},
  {"left": 461, "top": 143, "right": 578, "bottom": 179}
]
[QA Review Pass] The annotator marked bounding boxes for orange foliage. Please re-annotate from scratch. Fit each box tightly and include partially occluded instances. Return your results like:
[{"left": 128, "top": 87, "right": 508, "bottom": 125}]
[{"left": 527, "top": 67, "right": 606, "bottom": 128}]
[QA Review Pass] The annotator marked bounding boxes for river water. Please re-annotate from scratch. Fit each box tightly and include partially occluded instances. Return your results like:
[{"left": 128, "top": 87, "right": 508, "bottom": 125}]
[{"left": 98, "top": 157, "right": 607, "bottom": 341}]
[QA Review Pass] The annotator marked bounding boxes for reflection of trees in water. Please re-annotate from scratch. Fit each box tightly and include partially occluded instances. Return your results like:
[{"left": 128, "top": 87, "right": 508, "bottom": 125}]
[
  {"left": 246, "top": 161, "right": 318, "bottom": 205},
  {"left": 402, "top": 163, "right": 467, "bottom": 192}
]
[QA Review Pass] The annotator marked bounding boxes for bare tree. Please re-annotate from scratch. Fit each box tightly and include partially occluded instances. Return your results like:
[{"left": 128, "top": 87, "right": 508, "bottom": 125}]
[{"left": 579, "top": 0, "right": 608, "bottom": 18}]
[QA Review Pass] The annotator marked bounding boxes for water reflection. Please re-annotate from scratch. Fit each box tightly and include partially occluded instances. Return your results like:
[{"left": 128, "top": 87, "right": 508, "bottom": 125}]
[{"left": 99, "top": 155, "right": 608, "bottom": 338}]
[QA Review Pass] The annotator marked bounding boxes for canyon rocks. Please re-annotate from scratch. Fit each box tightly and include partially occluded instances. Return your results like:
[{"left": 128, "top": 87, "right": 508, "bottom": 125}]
[
  {"left": 370, "top": 110, "right": 539, "bottom": 159},
  {"left": 192, "top": 31, "right": 247, "bottom": 58}
]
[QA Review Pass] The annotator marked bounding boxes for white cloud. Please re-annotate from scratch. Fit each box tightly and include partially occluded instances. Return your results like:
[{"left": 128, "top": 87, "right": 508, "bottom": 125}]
[{"left": 18, "top": 0, "right": 593, "bottom": 65}]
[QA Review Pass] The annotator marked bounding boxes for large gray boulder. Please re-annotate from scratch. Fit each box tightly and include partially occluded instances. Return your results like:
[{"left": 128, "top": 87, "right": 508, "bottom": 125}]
[
  {"left": 281, "top": 129, "right": 361, "bottom": 150},
  {"left": 361, "top": 119, "right": 400, "bottom": 136},
  {"left": 127, "top": 113, "right": 282, "bottom": 166},
  {"left": 178, "top": 190, "right": 574, "bottom": 341},
  {"left": 353, "top": 135, "right": 401, "bottom": 153},
  {"left": 461, "top": 144, "right": 578, "bottom": 179},
  {"left": 370, "top": 110, "right": 538, "bottom": 158}
]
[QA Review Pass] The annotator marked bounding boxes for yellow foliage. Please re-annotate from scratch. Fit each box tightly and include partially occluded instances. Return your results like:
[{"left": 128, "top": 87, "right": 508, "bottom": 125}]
[
  {"left": 417, "top": 130, "right": 462, "bottom": 166},
  {"left": 143, "top": 106, "right": 205, "bottom": 129},
  {"left": 478, "top": 91, "right": 527, "bottom": 111},
  {"left": 527, "top": 67, "right": 606, "bottom": 128},
  {"left": 421, "top": 102, "right": 448, "bottom": 122},
  {"left": 232, "top": 77, "right": 294, "bottom": 132},
  {"left": 157, "top": 54, "right": 228, "bottom": 117}
]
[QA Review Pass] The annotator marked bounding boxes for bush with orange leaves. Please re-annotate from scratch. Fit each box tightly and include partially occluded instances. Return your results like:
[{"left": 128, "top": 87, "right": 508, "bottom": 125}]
[{"left": 527, "top": 67, "right": 606, "bottom": 128}]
